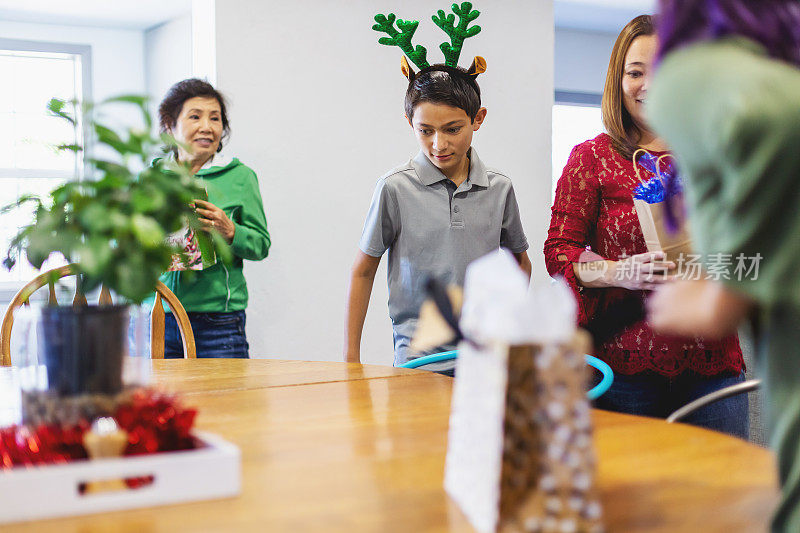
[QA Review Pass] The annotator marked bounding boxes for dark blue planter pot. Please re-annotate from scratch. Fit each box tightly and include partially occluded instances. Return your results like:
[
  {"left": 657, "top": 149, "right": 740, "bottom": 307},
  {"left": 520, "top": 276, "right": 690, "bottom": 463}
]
[{"left": 39, "top": 305, "right": 129, "bottom": 396}]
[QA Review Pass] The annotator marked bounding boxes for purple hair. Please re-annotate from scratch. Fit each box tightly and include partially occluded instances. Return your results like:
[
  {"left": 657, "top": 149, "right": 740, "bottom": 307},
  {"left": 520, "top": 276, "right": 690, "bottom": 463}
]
[
  {"left": 658, "top": 0, "right": 800, "bottom": 66},
  {"left": 657, "top": 0, "right": 800, "bottom": 231}
]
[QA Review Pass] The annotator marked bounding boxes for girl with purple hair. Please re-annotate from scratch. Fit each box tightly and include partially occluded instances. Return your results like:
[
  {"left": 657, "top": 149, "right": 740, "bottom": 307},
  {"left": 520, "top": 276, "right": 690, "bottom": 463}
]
[{"left": 646, "top": 1, "right": 800, "bottom": 530}]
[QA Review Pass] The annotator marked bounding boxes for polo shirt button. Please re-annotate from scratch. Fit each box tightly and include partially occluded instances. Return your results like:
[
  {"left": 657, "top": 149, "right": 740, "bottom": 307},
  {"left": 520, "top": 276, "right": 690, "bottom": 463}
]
[{"left": 454, "top": 205, "right": 460, "bottom": 213}]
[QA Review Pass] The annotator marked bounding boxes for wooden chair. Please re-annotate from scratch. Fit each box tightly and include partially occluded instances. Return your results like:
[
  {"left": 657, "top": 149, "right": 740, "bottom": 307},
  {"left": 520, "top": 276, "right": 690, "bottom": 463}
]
[{"left": 0, "top": 264, "right": 195, "bottom": 366}]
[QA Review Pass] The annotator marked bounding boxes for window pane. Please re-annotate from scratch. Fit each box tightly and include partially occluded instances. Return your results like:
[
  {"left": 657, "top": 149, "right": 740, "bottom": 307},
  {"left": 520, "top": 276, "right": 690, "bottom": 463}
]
[
  {"left": 13, "top": 113, "right": 76, "bottom": 171},
  {"left": 0, "top": 112, "right": 13, "bottom": 167},
  {"left": 0, "top": 57, "right": 13, "bottom": 113},
  {"left": 0, "top": 178, "right": 68, "bottom": 283},
  {"left": 552, "top": 104, "right": 604, "bottom": 198},
  {"left": 0, "top": 48, "right": 82, "bottom": 285},
  {"left": 10, "top": 55, "right": 75, "bottom": 114},
  {"left": 17, "top": 177, "right": 61, "bottom": 199},
  {"left": 0, "top": 181, "right": 21, "bottom": 278}
]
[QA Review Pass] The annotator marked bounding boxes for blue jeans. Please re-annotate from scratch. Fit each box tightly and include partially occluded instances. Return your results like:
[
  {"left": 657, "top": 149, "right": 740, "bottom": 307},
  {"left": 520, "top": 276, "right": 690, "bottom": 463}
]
[
  {"left": 593, "top": 371, "right": 749, "bottom": 439},
  {"left": 164, "top": 310, "right": 249, "bottom": 359}
]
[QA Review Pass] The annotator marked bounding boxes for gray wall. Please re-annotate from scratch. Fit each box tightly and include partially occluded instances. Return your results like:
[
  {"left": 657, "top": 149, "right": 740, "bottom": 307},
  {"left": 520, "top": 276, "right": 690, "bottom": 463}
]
[
  {"left": 215, "top": 0, "right": 554, "bottom": 363},
  {"left": 144, "top": 15, "right": 193, "bottom": 117},
  {"left": 554, "top": 27, "right": 616, "bottom": 95}
]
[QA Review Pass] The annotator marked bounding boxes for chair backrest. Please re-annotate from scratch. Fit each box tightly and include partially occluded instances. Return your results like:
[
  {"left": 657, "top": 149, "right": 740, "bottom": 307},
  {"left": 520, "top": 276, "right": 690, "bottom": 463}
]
[
  {"left": 0, "top": 264, "right": 196, "bottom": 366},
  {"left": 667, "top": 379, "right": 761, "bottom": 423}
]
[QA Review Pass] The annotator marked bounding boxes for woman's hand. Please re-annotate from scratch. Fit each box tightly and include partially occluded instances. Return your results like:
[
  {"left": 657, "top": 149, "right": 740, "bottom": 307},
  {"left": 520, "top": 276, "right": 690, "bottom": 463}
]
[
  {"left": 647, "top": 278, "right": 754, "bottom": 339},
  {"left": 194, "top": 200, "right": 235, "bottom": 244},
  {"left": 575, "top": 251, "right": 675, "bottom": 290},
  {"left": 609, "top": 252, "right": 676, "bottom": 290}
]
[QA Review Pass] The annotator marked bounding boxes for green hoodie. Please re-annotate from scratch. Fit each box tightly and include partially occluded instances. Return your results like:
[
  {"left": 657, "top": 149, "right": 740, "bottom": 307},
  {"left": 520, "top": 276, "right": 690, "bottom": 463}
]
[{"left": 157, "top": 157, "right": 270, "bottom": 312}]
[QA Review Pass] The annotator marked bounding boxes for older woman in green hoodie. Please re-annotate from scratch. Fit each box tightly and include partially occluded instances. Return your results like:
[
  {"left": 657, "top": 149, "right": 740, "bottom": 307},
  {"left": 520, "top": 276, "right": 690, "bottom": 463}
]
[{"left": 157, "top": 78, "right": 270, "bottom": 358}]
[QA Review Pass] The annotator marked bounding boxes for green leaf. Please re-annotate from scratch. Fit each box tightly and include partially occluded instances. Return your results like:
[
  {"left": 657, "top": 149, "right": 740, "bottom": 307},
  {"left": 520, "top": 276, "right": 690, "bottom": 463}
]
[
  {"left": 24, "top": 231, "right": 60, "bottom": 269},
  {"left": 89, "top": 158, "right": 133, "bottom": 179},
  {"left": 57, "top": 143, "right": 83, "bottom": 153},
  {"left": 100, "top": 95, "right": 152, "bottom": 131},
  {"left": 51, "top": 182, "right": 80, "bottom": 206},
  {"left": 131, "top": 213, "right": 165, "bottom": 248},
  {"left": 211, "top": 230, "right": 233, "bottom": 265},
  {"left": 94, "top": 124, "right": 127, "bottom": 154},
  {"left": 131, "top": 188, "right": 166, "bottom": 213},
  {"left": 0, "top": 194, "right": 41, "bottom": 216},
  {"left": 78, "top": 204, "right": 112, "bottom": 233},
  {"left": 74, "top": 237, "right": 113, "bottom": 277},
  {"left": 108, "top": 210, "right": 130, "bottom": 231},
  {"left": 47, "top": 98, "right": 76, "bottom": 125},
  {"left": 102, "top": 94, "right": 149, "bottom": 106}
]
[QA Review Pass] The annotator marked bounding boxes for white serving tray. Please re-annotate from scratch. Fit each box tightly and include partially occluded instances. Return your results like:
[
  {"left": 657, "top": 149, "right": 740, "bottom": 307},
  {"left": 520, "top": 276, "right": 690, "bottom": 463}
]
[{"left": 0, "top": 431, "right": 240, "bottom": 524}]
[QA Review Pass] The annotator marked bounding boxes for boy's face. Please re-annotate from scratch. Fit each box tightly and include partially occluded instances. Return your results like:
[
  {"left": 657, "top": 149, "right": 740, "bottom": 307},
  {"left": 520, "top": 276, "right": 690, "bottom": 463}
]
[{"left": 408, "top": 102, "right": 487, "bottom": 177}]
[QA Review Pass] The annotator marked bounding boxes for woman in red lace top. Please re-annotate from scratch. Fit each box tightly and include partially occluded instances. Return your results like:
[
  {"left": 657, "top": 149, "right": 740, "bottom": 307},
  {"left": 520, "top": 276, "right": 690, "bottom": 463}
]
[{"left": 545, "top": 15, "right": 746, "bottom": 437}]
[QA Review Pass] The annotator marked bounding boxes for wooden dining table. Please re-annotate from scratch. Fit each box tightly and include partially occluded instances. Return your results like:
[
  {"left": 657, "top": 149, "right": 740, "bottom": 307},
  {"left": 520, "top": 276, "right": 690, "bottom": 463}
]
[{"left": 2, "top": 359, "right": 779, "bottom": 532}]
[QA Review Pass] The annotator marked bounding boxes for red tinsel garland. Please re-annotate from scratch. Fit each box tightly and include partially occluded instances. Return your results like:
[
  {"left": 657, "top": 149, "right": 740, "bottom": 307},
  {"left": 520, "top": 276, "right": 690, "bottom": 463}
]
[{"left": 0, "top": 389, "right": 197, "bottom": 470}]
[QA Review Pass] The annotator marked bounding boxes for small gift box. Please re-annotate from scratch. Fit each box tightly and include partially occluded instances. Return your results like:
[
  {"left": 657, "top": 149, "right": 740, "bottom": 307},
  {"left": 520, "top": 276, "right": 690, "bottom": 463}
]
[
  {"left": 166, "top": 188, "right": 217, "bottom": 271},
  {"left": 414, "top": 251, "right": 604, "bottom": 533},
  {"left": 632, "top": 150, "right": 693, "bottom": 264}
]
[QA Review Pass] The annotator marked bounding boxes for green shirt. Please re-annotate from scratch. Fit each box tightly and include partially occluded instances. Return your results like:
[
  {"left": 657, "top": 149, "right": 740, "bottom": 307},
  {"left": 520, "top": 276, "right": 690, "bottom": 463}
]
[
  {"left": 158, "top": 157, "right": 270, "bottom": 312},
  {"left": 650, "top": 38, "right": 800, "bottom": 533},
  {"left": 649, "top": 37, "right": 800, "bottom": 308}
]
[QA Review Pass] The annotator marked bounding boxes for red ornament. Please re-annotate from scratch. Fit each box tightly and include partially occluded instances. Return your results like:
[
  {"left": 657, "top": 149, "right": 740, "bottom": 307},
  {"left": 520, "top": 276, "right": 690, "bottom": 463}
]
[{"left": 0, "top": 389, "right": 197, "bottom": 470}]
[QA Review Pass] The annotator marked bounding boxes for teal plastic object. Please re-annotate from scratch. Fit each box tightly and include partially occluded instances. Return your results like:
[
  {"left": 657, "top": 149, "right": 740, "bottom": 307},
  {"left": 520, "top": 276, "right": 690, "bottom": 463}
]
[
  {"left": 584, "top": 354, "right": 614, "bottom": 400},
  {"left": 399, "top": 351, "right": 614, "bottom": 400},
  {"left": 398, "top": 350, "right": 459, "bottom": 369}
]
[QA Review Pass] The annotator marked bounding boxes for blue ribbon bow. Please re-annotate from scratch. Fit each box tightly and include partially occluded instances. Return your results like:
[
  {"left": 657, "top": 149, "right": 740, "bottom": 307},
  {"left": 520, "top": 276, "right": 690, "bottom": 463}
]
[{"left": 633, "top": 152, "right": 682, "bottom": 204}]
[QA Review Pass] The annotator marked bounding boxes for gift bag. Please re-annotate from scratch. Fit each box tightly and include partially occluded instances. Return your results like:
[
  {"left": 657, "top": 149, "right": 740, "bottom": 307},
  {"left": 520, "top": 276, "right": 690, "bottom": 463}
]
[
  {"left": 433, "top": 251, "right": 604, "bottom": 533},
  {"left": 632, "top": 150, "right": 692, "bottom": 264},
  {"left": 445, "top": 336, "right": 602, "bottom": 533}
]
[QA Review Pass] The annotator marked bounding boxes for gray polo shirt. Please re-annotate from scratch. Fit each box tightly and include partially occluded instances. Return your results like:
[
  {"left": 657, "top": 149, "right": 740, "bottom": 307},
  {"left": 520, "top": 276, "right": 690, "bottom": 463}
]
[{"left": 359, "top": 148, "right": 529, "bottom": 365}]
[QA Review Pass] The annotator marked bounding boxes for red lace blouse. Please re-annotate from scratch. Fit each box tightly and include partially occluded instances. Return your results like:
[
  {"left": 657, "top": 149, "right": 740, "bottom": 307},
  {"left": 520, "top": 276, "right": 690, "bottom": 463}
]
[{"left": 544, "top": 133, "right": 743, "bottom": 377}]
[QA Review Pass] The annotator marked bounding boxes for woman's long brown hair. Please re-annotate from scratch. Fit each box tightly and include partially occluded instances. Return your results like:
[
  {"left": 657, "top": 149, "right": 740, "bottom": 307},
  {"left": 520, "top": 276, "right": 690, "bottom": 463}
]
[{"left": 601, "top": 15, "right": 655, "bottom": 160}]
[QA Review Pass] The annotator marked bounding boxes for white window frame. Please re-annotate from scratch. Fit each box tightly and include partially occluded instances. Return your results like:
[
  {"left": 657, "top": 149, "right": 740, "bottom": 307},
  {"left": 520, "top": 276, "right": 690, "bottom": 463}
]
[
  {"left": 554, "top": 90, "right": 602, "bottom": 107},
  {"left": 552, "top": 90, "right": 603, "bottom": 200},
  {"left": 0, "top": 38, "right": 92, "bottom": 302}
]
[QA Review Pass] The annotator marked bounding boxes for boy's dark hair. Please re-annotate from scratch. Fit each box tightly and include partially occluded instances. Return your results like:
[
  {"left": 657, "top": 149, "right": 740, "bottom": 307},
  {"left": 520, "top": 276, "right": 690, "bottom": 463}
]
[
  {"left": 404, "top": 66, "right": 482, "bottom": 122},
  {"left": 159, "top": 78, "right": 231, "bottom": 153}
]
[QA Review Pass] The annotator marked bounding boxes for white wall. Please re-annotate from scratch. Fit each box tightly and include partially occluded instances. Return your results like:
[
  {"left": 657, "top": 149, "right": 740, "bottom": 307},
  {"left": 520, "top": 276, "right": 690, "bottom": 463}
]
[
  {"left": 145, "top": 15, "right": 193, "bottom": 116},
  {"left": 191, "top": 0, "right": 216, "bottom": 84},
  {"left": 554, "top": 27, "right": 616, "bottom": 94},
  {"left": 215, "top": 0, "right": 553, "bottom": 364},
  {"left": 0, "top": 20, "right": 145, "bottom": 106},
  {"left": 143, "top": 1, "right": 217, "bottom": 121}
]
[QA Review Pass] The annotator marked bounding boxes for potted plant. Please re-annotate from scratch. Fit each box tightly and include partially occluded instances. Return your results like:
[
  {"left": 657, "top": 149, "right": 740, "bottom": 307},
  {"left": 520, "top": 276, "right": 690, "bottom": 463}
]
[{"left": 3, "top": 96, "right": 228, "bottom": 399}]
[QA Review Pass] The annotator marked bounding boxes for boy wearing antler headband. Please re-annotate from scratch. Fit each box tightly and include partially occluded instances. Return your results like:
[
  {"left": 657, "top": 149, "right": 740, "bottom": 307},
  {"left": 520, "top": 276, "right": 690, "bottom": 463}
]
[{"left": 344, "top": 3, "right": 531, "bottom": 373}]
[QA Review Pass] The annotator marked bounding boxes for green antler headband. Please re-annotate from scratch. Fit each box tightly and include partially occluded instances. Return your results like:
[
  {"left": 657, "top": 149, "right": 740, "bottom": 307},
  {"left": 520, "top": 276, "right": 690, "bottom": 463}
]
[
  {"left": 372, "top": 13, "right": 430, "bottom": 70},
  {"left": 373, "top": 2, "right": 486, "bottom": 81},
  {"left": 432, "top": 2, "right": 481, "bottom": 67}
]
